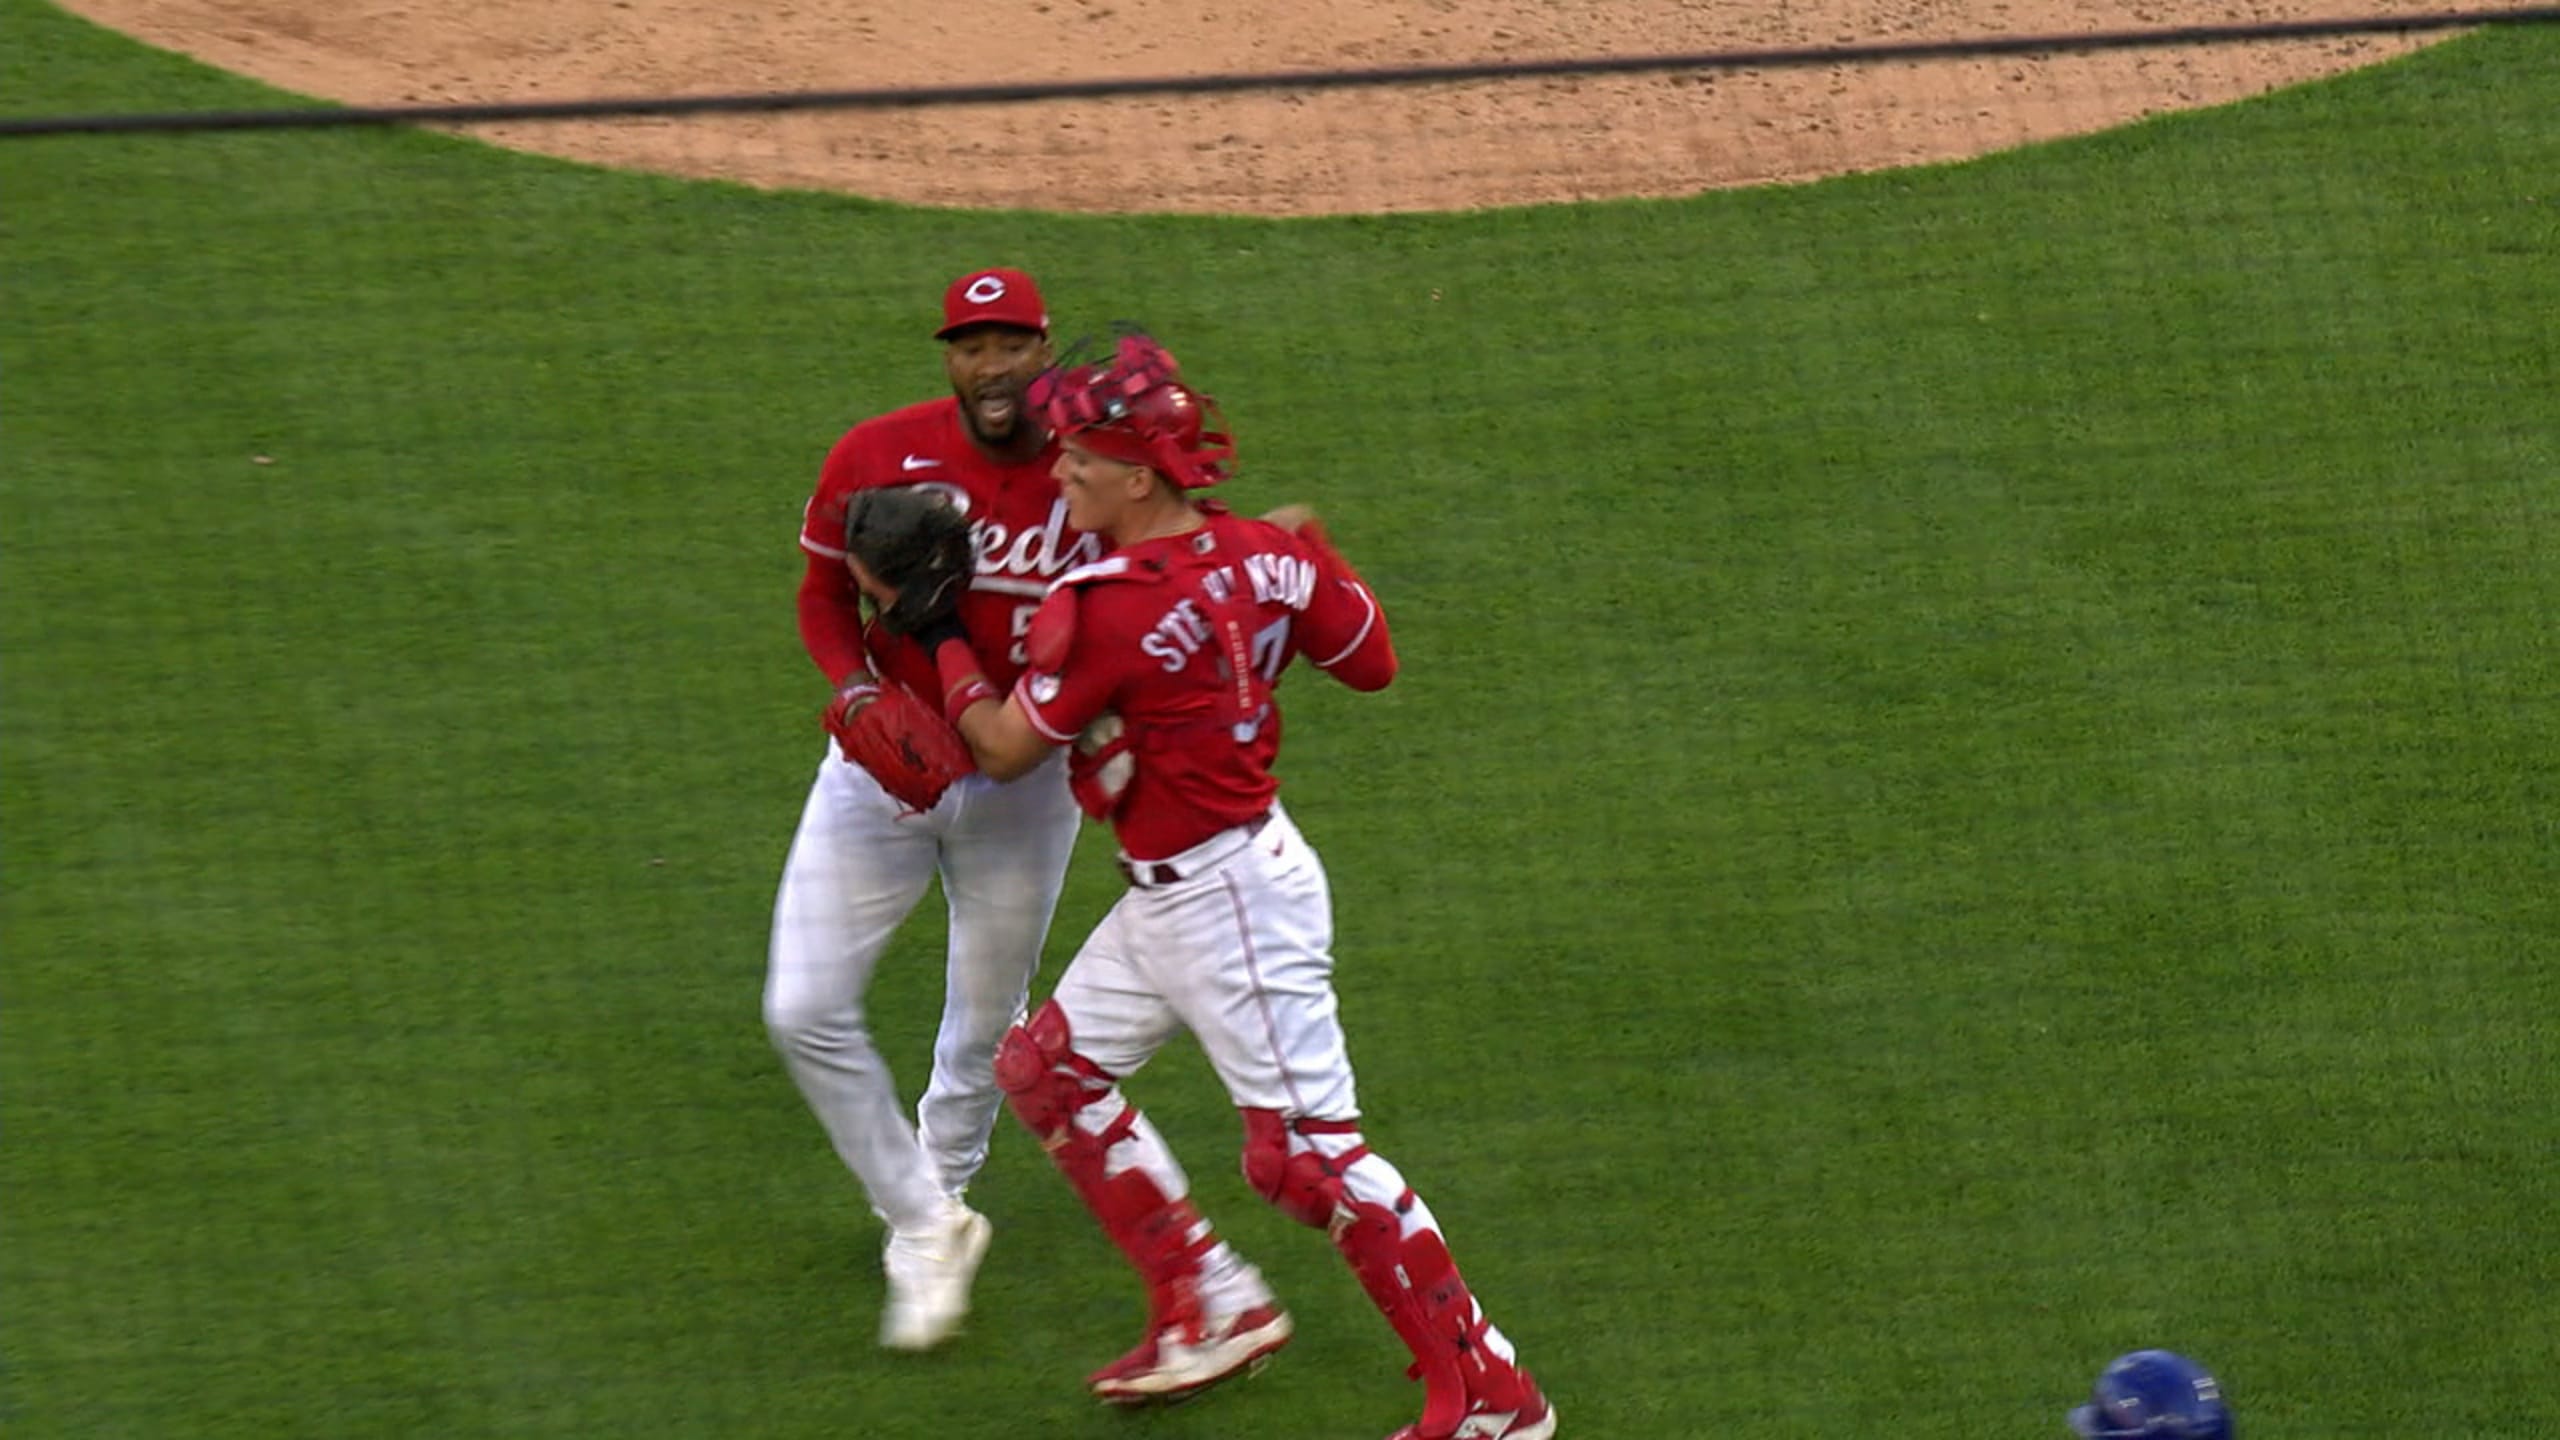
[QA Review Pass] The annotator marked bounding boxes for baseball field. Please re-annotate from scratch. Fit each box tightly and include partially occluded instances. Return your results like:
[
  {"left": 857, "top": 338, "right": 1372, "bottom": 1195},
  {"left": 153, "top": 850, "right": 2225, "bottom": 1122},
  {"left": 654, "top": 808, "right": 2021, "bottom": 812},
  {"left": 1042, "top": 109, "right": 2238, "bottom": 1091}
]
[{"left": 5, "top": 1, "right": 2557, "bottom": 1435}]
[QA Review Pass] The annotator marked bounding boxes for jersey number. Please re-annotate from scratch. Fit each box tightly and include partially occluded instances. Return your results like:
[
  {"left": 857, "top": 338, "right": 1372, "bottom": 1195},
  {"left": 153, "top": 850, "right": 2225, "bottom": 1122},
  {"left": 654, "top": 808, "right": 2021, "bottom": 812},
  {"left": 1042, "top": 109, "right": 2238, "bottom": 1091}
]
[
  {"left": 1250, "top": 617, "right": 1291, "bottom": 682},
  {"left": 1009, "top": 602, "right": 1040, "bottom": 666}
]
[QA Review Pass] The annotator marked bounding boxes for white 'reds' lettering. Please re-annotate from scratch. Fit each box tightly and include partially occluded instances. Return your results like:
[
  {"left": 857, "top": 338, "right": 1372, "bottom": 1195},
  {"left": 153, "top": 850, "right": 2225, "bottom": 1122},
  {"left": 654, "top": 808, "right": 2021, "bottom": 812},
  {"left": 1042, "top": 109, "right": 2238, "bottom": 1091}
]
[
  {"left": 1142, "top": 598, "right": 1217, "bottom": 672},
  {"left": 972, "top": 498, "right": 1105, "bottom": 582}
]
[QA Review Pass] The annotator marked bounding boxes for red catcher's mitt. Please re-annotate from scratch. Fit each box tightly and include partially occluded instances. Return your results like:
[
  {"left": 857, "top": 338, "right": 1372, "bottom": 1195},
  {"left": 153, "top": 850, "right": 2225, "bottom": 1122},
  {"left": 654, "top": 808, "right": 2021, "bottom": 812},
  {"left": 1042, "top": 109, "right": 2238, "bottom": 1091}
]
[{"left": 825, "top": 682, "right": 975, "bottom": 814}]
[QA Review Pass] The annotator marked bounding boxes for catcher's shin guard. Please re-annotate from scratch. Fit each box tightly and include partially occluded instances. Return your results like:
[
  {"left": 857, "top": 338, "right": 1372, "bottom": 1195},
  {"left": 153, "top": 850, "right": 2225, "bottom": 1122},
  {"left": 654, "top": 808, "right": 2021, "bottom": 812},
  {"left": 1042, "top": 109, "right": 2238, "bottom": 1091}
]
[
  {"left": 996, "top": 1002, "right": 1216, "bottom": 1335},
  {"left": 1245, "top": 1111, "right": 1544, "bottom": 1436},
  {"left": 1331, "top": 1187, "right": 1546, "bottom": 1439}
]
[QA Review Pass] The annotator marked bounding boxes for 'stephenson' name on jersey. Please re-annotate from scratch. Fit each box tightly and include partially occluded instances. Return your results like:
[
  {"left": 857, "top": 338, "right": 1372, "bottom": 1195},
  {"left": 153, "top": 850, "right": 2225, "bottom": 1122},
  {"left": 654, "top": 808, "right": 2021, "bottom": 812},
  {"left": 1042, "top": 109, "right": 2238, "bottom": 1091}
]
[{"left": 1140, "top": 551, "right": 1323, "bottom": 673}]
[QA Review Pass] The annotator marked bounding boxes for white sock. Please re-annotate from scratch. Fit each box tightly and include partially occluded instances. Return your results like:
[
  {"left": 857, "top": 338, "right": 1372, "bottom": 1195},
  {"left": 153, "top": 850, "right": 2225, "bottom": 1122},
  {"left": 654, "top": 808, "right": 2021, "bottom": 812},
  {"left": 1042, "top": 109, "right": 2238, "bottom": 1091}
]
[{"left": 1199, "top": 1250, "right": 1275, "bottom": 1314}]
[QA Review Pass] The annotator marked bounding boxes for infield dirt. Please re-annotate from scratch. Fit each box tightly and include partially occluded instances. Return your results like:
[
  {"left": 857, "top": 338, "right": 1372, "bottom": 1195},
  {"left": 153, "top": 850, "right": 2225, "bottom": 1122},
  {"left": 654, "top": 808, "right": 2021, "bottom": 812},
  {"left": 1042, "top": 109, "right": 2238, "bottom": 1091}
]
[{"left": 62, "top": 0, "right": 2448, "bottom": 213}]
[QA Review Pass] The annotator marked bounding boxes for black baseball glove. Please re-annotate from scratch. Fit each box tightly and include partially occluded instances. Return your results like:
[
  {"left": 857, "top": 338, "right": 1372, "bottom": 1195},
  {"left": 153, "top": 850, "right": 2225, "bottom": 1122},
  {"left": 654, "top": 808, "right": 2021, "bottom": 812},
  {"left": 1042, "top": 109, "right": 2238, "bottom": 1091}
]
[{"left": 844, "top": 485, "right": 974, "bottom": 635}]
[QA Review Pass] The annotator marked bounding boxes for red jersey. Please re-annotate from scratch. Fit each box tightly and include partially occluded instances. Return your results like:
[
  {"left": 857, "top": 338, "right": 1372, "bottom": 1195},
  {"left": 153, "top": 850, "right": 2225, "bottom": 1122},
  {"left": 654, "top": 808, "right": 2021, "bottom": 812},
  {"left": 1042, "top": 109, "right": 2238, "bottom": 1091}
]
[
  {"left": 798, "top": 397, "right": 1102, "bottom": 698},
  {"left": 1014, "top": 510, "right": 1396, "bottom": 860}
]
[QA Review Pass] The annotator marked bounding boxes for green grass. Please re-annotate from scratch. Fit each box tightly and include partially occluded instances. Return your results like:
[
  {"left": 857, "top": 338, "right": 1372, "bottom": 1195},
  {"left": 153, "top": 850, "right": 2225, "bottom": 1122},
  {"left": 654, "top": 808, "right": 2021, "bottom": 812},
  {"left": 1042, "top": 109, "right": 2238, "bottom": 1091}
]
[{"left": 6, "top": 2, "right": 2558, "bottom": 1435}]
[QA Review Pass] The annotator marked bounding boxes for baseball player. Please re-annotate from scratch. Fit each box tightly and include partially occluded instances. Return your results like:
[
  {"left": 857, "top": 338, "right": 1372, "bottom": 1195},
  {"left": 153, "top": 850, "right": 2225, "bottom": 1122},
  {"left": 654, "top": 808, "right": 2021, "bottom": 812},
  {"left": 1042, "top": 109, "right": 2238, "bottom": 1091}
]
[
  {"left": 766, "top": 267, "right": 1098, "bottom": 1350},
  {"left": 849, "top": 330, "right": 1556, "bottom": 1439}
]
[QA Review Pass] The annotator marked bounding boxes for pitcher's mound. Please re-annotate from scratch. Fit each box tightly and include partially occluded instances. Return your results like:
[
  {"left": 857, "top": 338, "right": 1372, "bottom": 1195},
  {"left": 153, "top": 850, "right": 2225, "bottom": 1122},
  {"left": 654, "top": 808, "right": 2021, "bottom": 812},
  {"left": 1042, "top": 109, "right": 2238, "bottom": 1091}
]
[{"left": 63, "top": 0, "right": 2449, "bottom": 214}]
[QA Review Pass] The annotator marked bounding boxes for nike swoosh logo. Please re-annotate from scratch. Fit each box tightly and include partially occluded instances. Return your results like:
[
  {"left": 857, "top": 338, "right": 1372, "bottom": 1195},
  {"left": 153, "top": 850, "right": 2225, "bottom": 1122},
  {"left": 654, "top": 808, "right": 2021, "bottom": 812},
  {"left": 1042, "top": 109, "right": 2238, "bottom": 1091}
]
[
  {"left": 901, "top": 455, "right": 941, "bottom": 471},
  {"left": 1453, "top": 1416, "right": 1520, "bottom": 1439}
]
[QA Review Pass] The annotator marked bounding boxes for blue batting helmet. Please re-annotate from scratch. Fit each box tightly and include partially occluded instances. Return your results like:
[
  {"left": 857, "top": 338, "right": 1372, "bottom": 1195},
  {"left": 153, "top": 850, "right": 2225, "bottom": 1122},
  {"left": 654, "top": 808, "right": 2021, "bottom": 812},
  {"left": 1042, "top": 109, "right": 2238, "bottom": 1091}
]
[{"left": 2068, "top": 1350, "right": 2233, "bottom": 1439}]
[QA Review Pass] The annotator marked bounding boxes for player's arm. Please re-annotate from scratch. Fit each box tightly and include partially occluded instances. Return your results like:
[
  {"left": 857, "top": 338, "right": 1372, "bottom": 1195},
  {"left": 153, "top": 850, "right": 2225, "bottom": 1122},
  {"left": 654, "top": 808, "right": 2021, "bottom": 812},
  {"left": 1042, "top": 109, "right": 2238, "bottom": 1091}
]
[
  {"left": 802, "top": 434, "right": 906, "bottom": 758},
  {"left": 1266, "top": 506, "right": 1398, "bottom": 691},
  {"left": 797, "top": 550, "right": 874, "bottom": 687},
  {"left": 800, "top": 431, "right": 884, "bottom": 688},
  {"left": 900, "top": 622, "right": 1055, "bottom": 780},
  {"left": 955, "top": 695, "right": 1057, "bottom": 782}
]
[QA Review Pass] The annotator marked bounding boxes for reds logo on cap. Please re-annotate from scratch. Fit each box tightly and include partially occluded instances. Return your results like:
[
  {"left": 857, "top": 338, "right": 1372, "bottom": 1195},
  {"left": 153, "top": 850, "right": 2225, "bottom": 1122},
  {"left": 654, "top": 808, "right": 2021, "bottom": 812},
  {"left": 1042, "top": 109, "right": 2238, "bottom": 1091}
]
[{"left": 937, "top": 267, "right": 1050, "bottom": 338}]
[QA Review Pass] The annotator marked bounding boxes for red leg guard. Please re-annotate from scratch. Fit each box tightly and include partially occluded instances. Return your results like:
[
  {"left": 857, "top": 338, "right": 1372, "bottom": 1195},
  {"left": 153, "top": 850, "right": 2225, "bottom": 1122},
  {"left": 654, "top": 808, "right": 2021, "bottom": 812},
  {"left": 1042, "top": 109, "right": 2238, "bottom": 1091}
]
[
  {"left": 996, "top": 1001, "right": 1213, "bottom": 1334},
  {"left": 1332, "top": 1194, "right": 1540, "bottom": 1439},
  {"left": 1239, "top": 1109, "right": 1369, "bottom": 1229},
  {"left": 1333, "top": 1191, "right": 1467, "bottom": 1436}
]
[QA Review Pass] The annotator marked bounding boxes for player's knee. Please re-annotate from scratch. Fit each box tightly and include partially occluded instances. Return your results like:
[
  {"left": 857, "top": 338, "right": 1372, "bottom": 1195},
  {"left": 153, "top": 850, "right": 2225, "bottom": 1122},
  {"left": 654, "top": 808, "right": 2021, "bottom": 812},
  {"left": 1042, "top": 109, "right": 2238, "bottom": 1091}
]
[
  {"left": 762, "top": 987, "right": 859, "bottom": 1056},
  {"left": 941, "top": 959, "right": 1038, "bottom": 1043},
  {"left": 992, "top": 1027, "right": 1046, "bottom": 1099},
  {"left": 1240, "top": 1108, "right": 1346, "bottom": 1230},
  {"left": 1238, "top": 1110, "right": 1292, "bottom": 1214},
  {"left": 994, "top": 999, "right": 1073, "bottom": 1094},
  {"left": 997, "top": 999, "right": 1111, "bottom": 1136}
]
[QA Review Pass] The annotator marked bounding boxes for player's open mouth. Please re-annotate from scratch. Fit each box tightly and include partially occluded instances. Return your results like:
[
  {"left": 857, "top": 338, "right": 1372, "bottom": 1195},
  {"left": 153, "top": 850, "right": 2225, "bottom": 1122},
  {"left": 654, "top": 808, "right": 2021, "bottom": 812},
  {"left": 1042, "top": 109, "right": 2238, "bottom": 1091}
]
[{"left": 974, "top": 392, "right": 1018, "bottom": 428}]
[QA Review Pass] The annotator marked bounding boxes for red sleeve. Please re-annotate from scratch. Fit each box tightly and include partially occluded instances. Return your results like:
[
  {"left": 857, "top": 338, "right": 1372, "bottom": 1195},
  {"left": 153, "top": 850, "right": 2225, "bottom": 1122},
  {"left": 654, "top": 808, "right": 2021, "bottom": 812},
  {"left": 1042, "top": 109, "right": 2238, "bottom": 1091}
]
[
  {"left": 1254, "top": 518, "right": 1396, "bottom": 692},
  {"left": 797, "top": 550, "right": 871, "bottom": 685},
  {"left": 1013, "top": 588, "right": 1133, "bottom": 743},
  {"left": 800, "top": 429, "right": 869, "bottom": 560},
  {"left": 796, "top": 425, "right": 882, "bottom": 683},
  {"left": 1298, "top": 574, "right": 1396, "bottom": 691}
]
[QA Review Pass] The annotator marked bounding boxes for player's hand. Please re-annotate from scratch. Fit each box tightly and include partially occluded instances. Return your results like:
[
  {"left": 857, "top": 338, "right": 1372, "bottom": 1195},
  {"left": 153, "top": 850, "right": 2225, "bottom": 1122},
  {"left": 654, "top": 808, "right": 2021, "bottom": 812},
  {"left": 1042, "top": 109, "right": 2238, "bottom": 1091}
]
[{"left": 1263, "top": 504, "right": 1356, "bottom": 586}]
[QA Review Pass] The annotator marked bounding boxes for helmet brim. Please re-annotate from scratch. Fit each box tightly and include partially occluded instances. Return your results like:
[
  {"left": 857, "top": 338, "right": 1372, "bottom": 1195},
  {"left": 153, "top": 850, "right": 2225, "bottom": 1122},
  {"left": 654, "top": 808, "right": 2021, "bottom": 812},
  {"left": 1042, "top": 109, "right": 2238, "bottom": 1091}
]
[{"left": 1060, "top": 424, "right": 1156, "bottom": 470}]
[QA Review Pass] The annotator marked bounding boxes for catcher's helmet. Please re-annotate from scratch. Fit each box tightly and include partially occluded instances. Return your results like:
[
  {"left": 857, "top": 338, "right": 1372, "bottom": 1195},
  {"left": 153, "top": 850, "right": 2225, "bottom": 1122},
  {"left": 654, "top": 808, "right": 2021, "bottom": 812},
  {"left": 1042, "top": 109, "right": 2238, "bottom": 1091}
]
[
  {"left": 2068, "top": 1350, "right": 2233, "bottom": 1440},
  {"left": 1029, "top": 327, "right": 1234, "bottom": 489}
]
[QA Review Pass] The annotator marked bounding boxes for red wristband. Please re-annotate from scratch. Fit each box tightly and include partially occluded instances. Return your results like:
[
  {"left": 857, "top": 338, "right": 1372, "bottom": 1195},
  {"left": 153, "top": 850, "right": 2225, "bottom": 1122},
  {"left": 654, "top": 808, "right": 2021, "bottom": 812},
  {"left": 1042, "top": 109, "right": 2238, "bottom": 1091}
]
[{"left": 943, "top": 676, "right": 998, "bottom": 725}]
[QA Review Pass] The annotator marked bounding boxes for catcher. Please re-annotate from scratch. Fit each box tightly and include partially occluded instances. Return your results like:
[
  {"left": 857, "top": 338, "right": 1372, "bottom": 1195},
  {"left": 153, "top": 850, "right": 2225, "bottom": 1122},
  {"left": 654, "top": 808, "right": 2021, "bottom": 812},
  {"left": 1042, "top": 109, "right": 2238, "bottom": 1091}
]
[
  {"left": 765, "top": 268, "right": 1096, "bottom": 1352},
  {"left": 847, "top": 330, "right": 1556, "bottom": 1439}
]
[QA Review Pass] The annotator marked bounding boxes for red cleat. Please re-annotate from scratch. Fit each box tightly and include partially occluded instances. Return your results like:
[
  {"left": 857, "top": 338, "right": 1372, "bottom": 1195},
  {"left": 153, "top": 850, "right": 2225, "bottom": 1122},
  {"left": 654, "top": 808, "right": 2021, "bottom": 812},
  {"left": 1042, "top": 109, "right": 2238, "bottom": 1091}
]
[
  {"left": 1088, "top": 1302, "right": 1294, "bottom": 1406},
  {"left": 1384, "top": 1374, "right": 1556, "bottom": 1440}
]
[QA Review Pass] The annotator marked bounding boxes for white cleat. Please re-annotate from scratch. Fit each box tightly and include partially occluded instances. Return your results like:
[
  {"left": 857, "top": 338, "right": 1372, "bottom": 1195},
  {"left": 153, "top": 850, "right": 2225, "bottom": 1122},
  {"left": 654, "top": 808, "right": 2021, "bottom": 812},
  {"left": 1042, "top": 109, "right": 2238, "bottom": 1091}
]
[{"left": 879, "top": 1203, "right": 993, "bottom": 1351}]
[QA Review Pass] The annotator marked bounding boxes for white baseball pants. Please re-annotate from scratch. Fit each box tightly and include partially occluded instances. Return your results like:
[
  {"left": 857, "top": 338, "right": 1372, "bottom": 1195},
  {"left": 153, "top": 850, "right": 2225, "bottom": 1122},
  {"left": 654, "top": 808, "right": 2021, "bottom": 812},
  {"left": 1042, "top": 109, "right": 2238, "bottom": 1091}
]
[
  {"left": 1050, "top": 805, "right": 1360, "bottom": 1121},
  {"left": 765, "top": 747, "right": 1080, "bottom": 1231}
]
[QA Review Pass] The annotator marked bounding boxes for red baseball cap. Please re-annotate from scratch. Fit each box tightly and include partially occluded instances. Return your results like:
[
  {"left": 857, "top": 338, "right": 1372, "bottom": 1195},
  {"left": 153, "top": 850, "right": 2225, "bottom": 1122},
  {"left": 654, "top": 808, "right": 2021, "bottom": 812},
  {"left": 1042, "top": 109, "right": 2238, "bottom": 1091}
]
[{"left": 935, "top": 267, "right": 1049, "bottom": 338}]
